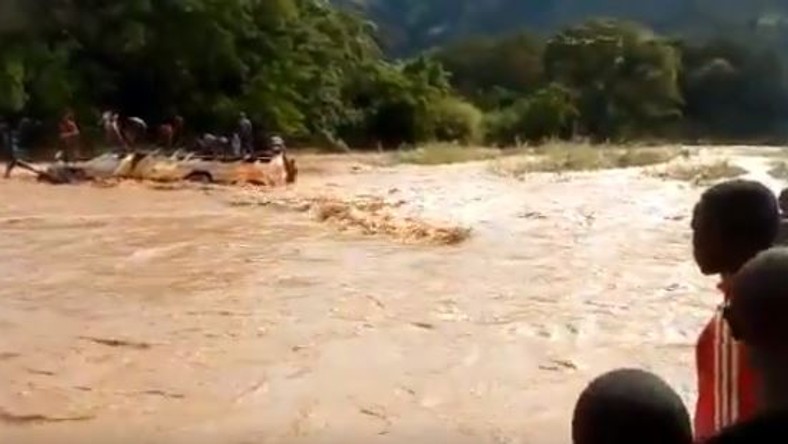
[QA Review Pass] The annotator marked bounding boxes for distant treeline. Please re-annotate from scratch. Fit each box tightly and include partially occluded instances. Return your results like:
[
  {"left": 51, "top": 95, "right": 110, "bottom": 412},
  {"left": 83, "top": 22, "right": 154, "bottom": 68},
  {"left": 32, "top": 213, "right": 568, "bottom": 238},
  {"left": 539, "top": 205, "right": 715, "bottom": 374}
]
[
  {"left": 1, "top": 0, "right": 788, "bottom": 153},
  {"left": 433, "top": 20, "right": 788, "bottom": 145},
  {"left": 332, "top": 0, "right": 788, "bottom": 56}
]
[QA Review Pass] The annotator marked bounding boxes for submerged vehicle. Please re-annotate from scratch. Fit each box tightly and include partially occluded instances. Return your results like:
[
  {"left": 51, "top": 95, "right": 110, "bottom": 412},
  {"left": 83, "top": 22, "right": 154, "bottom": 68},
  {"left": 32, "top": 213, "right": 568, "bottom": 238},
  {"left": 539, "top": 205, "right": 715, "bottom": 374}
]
[{"left": 34, "top": 150, "right": 298, "bottom": 186}]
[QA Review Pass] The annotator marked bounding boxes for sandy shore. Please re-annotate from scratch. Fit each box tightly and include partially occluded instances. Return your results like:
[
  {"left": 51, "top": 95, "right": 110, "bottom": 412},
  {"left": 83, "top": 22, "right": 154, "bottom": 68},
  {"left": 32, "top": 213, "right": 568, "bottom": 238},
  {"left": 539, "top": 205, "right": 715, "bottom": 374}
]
[{"left": 1, "top": 146, "right": 785, "bottom": 444}]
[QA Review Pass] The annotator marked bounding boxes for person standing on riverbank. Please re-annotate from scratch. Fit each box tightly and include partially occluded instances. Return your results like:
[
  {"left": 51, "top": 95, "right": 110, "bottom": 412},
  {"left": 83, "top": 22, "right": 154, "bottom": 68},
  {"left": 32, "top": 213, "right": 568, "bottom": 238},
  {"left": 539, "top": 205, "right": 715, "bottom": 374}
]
[
  {"left": 691, "top": 180, "right": 781, "bottom": 440},
  {"left": 705, "top": 247, "right": 788, "bottom": 442}
]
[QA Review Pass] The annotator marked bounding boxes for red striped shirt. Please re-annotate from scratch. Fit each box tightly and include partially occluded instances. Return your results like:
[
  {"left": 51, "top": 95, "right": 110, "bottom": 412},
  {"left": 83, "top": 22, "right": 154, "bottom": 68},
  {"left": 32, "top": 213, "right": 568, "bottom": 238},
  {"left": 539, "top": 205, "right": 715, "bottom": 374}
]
[{"left": 694, "top": 282, "right": 757, "bottom": 441}]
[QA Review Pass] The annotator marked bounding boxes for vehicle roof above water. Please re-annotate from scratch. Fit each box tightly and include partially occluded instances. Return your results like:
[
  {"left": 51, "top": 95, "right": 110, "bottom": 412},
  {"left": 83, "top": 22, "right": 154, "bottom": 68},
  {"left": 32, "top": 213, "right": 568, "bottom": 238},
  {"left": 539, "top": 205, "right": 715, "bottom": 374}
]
[
  {"left": 89, "top": 152, "right": 124, "bottom": 161},
  {"left": 76, "top": 151, "right": 281, "bottom": 167},
  {"left": 76, "top": 152, "right": 124, "bottom": 167}
]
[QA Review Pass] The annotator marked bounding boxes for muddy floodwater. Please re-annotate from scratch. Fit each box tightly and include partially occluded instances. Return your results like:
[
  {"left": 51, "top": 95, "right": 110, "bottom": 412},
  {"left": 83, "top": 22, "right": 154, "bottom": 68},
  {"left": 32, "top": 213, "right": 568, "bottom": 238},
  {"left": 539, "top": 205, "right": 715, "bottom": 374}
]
[{"left": 1, "top": 147, "right": 785, "bottom": 444}]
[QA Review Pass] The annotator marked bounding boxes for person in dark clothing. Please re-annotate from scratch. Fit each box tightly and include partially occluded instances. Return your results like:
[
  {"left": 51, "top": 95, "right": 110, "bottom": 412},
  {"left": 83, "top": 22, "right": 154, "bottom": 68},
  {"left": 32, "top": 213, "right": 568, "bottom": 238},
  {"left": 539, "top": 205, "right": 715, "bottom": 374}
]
[
  {"left": 776, "top": 188, "right": 788, "bottom": 246},
  {"left": 779, "top": 188, "right": 788, "bottom": 215},
  {"left": 572, "top": 369, "right": 693, "bottom": 444},
  {"left": 1, "top": 118, "right": 14, "bottom": 178},
  {"left": 157, "top": 115, "right": 185, "bottom": 150},
  {"left": 173, "top": 115, "right": 184, "bottom": 146},
  {"left": 727, "top": 247, "right": 788, "bottom": 411},
  {"left": 705, "top": 412, "right": 788, "bottom": 443},
  {"left": 238, "top": 112, "right": 253, "bottom": 157},
  {"left": 0, "top": 119, "right": 9, "bottom": 148},
  {"left": 2, "top": 117, "right": 37, "bottom": 178},
  {"left": 17, "top": 118, "right": 36, "bottom": 152},
  {"left": 706, "top": 247, "right": 788, "bottom": 443}
]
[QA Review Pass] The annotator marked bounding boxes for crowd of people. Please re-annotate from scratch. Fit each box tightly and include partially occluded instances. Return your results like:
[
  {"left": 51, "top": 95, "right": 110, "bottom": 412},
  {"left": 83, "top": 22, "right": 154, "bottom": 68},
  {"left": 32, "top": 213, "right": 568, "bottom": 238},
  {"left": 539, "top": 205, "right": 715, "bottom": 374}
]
[
  {"left": 1, "top": 109, "right": 288, "bottom": 174},
  {"left": 97, "top": 110, "right": 278, "bottom": 158},
  {"left": 573, "top": 179, "right": 788, "bottom": 444}
]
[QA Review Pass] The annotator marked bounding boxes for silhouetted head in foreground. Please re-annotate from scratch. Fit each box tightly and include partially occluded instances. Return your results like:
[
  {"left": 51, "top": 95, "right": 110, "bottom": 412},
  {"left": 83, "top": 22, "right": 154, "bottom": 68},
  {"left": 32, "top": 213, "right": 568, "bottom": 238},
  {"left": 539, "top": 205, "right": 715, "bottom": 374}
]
[
  {"left": 779, "top": 188, "right": 788, "bottom": 215},
  {"left": 572, "top": 369, "right": 692, "bottom": 444},
  {"left": 728, "top": 247, "right": 788, "bottom": 414},
  {"left": 692, "top": 180, "right": 779, "bottom": 276}
]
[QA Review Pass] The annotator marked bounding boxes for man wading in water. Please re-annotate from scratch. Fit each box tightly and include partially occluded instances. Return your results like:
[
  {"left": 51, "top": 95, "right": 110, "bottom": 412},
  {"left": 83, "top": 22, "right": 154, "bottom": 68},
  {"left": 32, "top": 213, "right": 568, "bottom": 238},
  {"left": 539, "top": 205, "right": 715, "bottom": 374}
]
[
  {"left": 238, "top": 112, "right": 253, "bottom": 157},
  {"left": 691, "top": 180, "right": 781, "bottom": 440},
  {"left": 2, "top": 117, "right": 36, "bottom": 178},
  {"left": 58, "top": 110, "right": 81, "bottom": 162},
  {"left": 1, "top": 118, "right": 15, "bottom": 177}
]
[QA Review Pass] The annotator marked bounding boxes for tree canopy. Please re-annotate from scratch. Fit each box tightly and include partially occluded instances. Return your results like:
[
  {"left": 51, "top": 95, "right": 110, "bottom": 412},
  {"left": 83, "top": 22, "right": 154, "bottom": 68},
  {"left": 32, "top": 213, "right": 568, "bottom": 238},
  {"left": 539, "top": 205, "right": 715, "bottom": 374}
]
[
  {"left": 334, "top": 0, "right": 788, "bottom": 55},
  {"left": 2, "top": 1, "right": 788, "bottom": 152}
]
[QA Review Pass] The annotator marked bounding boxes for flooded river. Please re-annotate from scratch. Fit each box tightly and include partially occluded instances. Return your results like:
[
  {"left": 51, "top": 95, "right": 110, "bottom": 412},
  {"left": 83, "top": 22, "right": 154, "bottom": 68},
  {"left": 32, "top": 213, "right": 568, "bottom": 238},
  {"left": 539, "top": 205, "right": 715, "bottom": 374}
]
[{"left": 0, "top": 147, "right": 783, "bottom": 444}]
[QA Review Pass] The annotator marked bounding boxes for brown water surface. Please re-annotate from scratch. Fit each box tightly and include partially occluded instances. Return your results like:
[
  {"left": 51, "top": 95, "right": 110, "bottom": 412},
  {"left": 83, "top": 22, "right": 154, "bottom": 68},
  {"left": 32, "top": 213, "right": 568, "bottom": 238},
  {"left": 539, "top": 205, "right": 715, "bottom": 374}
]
[{"left": 1, "top": 147, "right": 781, "bottom": 444}]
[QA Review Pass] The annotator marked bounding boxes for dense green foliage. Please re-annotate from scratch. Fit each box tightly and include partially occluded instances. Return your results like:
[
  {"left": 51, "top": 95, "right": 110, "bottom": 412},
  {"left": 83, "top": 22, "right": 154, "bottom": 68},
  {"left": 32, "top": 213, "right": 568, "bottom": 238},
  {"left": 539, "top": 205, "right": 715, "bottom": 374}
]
[
  {"left": 435, "top": 19, "right": 788, "bottom": 144},
  {"left": 485, "top": 84, "right": 578, "bottom": 145},
  {"left": 544, "top": 20, "right": 683, "bottom": 140},
  {"left": 0, "top": 0, "right": 466, "bottom": 149},
  {"left": 2, "top": 0, "right": 788, "bottom": 152}
]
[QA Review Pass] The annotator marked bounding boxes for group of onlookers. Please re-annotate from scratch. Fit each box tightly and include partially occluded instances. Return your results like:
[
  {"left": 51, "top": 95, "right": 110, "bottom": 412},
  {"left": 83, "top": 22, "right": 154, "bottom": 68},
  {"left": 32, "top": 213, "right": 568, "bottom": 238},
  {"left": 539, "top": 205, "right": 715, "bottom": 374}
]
[
  {"left": 192, "top": 112, "right": 286, "bottom": 159},
  {"left": 1, "top": 109, "right": 169, "bottom": 169},
  {"left": 1, "top": 109, "right": 288, "bottom": 176},
  {"left": 572, "top": 180, "right": 788, "bottom": 444}
]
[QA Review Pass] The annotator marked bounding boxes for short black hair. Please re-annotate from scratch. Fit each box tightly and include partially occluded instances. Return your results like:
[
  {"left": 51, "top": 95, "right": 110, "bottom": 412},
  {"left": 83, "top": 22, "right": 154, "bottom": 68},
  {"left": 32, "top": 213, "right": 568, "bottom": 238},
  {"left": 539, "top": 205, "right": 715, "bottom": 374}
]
[
  {"left": 728, "top": 247, "right": 788, "bottom": 346},
  {"left": 572, "top": 369, "right": 692, "bottom": 444},
  {"left": 779, "top": 188, "right": 788, "bottom": 213},
  {"left": 705, "top": 409, "right": 788, "bottom": 444},
  {"left": 697, "top": 180, "right": 779, "bottom": 250}
]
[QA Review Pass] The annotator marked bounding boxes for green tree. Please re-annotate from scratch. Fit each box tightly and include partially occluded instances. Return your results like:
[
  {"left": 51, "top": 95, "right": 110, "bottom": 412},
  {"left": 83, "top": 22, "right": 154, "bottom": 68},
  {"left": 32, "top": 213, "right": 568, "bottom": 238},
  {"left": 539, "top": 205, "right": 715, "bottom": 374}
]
[
  {"left": 0, "top": 0, "right": 403, "bottom": 148},
  {"left": 427, "top": 96, "right": 483, "bottom": 143},
  {"left": 544, "top": 19, "right": 682, "bottom": 139},
  {"left": 485, "top": 83, "right": 578, "bottom": 145},
  {"left": 679, "top": 38, "right": 788, "bottom": 139},
  {"left": 0, "top": 46, "right": 27, "bottom": 113},
  {"left": 338, "top": 56, "right": 456, "bottom": 147},
  {"left": 434, "top": 32, "right": 545, "bottom": 108}
]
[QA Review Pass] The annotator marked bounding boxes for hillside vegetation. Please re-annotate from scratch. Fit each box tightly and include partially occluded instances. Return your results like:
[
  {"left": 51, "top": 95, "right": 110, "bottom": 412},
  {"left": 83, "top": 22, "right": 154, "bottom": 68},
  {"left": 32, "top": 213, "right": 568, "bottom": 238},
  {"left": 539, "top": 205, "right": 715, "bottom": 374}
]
[
  {"left": 334, "top": 0, "right": 788, "bottom": 55},
  {"left": 1, "top": 0, "right": 787, "bottom": 154}
]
